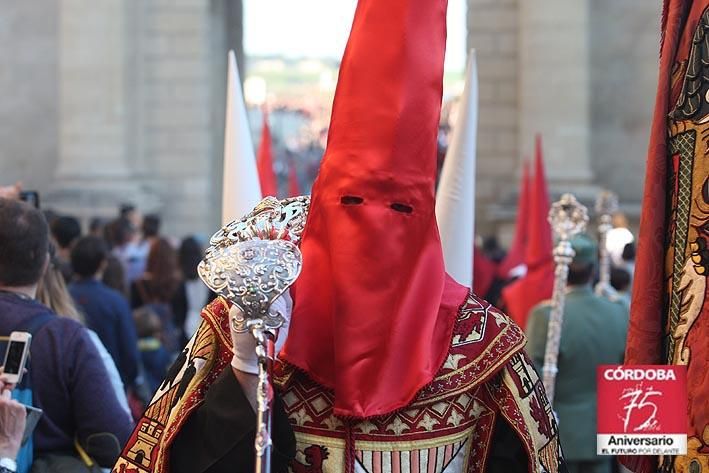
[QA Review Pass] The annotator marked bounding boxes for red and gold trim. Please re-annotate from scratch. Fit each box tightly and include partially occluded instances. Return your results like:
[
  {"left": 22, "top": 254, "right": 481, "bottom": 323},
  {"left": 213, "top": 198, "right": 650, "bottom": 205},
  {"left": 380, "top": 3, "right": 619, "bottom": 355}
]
[{"left": 113, "top": 299, "right": 233, "bottom": 473}]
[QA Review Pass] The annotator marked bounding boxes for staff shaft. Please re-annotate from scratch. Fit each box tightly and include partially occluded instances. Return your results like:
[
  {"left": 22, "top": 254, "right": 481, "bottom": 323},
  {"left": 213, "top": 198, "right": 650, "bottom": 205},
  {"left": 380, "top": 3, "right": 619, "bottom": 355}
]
[
  {"left": 541, "top": 243, "right": 574, "bottom": 405},
  {"left": 252, "top": 327, "right": 276, "bottom": 473}
]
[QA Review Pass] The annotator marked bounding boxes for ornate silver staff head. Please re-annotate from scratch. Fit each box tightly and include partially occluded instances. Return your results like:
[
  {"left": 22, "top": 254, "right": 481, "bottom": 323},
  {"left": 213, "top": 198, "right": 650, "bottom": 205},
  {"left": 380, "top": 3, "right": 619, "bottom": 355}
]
[
  {"left": 542, "top": 193, "right": 589, "bottom": 407},
  {"left": 548, "top": 193, "right": 589, "bottom": 244},
  {"left": 593, "top": 190, "right": 619, "bottom": 298},
  {"left": 198, "top": 196, "right": 310, "bottom": 330},
  {"left": 198, "top": 196, "right": 311, "bottom": 473},
  {"left": 594, "top": 190, "right": 618, "bottom": 219}
]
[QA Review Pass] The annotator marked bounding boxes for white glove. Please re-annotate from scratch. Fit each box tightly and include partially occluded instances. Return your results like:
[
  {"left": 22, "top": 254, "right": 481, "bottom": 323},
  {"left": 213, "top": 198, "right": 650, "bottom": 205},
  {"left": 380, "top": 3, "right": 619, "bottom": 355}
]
[{"left": 230, "top": 291, "right": 292, "bottom": 374}]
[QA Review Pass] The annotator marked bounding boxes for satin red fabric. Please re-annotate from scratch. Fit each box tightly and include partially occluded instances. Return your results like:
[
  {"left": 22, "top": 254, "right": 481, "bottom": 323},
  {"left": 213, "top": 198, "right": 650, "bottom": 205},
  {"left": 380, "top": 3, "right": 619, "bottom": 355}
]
[
  {"left": 257, "top": 113, "right": 278, "bottom": 197},
  {"left": 281, "top": 0, "right": 466, "bottom": 418},
  {"left": 501, "top": 139, "right": 553, "bottom": 328}
]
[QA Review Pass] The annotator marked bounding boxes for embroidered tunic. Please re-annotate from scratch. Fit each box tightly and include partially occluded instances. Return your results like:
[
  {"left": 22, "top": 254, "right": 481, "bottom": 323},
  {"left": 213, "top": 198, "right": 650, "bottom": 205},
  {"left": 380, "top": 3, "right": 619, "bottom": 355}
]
[{"left": 113, "top": 294, "right": 565, "bottom": 473}]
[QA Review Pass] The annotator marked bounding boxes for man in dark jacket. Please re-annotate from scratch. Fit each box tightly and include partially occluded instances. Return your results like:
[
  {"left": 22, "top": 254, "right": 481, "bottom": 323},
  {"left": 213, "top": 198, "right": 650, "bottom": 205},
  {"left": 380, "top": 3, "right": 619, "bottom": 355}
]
[{"left": 70, "top": 236, "right": 140, "bottom": 388}]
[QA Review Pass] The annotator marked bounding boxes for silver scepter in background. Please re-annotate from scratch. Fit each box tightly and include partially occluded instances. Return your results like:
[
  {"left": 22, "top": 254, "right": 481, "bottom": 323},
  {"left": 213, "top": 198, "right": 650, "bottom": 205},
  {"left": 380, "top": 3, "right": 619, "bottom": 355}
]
[
  {"left": 198, "top": 196, "right": 310, "bottom": 473},
  {"left": 594, "top": 190, "right": 619, "bottom": 300},
  {"left": 542, "top": 193, "right": 588, "bottom": 407}
]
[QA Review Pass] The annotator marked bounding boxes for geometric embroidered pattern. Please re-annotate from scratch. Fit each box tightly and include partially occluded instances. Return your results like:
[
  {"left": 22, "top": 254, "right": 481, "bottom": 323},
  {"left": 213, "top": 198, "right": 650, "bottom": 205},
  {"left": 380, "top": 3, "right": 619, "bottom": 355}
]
[
  {"left": 275, "top": 291, "right": 541, "bottom": 473},
  {"left": 354, "top": 439, "right": 468, "bottom": 473},
  {"left": 280, "top": 368, "right": 490, "bottom": 440},
  {"left": 667, "top": 130, "right": 696, "bottom": 359}
]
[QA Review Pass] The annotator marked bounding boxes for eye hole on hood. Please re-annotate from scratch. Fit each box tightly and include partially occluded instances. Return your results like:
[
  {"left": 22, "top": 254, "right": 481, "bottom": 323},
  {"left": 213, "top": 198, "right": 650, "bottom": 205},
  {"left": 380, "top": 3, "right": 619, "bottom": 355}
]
[
  {"left": 341, "top": 195, "right": 364, "bottom": 205},
  {"left": 390, "top": 203, "right": 413, "bottom": 214}
]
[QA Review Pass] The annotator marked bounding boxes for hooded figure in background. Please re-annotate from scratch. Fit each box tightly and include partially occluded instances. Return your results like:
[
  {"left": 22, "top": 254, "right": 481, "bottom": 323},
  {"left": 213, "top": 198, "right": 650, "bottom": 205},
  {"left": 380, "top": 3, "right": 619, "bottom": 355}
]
[{"left": 112, "top": 0, "right": 567, "bottom": 472}]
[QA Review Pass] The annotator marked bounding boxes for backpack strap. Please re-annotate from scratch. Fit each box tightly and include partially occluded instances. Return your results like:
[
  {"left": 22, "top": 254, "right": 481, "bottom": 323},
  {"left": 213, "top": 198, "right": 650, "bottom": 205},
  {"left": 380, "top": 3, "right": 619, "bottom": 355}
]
[{"left": 14, "top": 312, "right": 54, "bottom": 337}]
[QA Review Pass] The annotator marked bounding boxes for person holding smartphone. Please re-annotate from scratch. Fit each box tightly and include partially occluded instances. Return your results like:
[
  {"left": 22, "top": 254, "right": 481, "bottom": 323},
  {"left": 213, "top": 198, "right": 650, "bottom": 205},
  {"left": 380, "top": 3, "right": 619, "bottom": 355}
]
[
  {"left": 0, "top": 377, "right": 27, "bottom": 473},
  {"left": 0, "top": 198, "right": 133, "bottom": 468}
]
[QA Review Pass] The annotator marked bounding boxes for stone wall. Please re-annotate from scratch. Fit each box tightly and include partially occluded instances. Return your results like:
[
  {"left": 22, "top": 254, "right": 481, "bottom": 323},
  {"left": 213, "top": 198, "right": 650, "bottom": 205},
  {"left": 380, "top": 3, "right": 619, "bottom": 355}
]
[
  {"left": 590, "top": 0, "right": 661, "bottom": 211},
  {"left": 132, "top": 0, "right": 216, "bottom": 237},
  {"left": 0, "top": 0, "right": 242, "bottom": 238},
  {"left": 466, "top": 0, "right": 520, "bottom": 240},
  {"left": 468, "top": 0, "right": 660, "bottom": 241},
  {"left": 0, "top": 1, "right": 659, "bottom": 240},
  {"left": 0, "top": 1, "right": 59, "bottom": 194}
]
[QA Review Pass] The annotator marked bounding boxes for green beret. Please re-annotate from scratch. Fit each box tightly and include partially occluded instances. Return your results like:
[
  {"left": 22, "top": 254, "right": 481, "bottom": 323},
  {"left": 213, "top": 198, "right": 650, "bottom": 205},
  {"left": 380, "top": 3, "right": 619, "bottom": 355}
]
[{"left": 569, "top": 233, "right": 598, "bottom": 266}]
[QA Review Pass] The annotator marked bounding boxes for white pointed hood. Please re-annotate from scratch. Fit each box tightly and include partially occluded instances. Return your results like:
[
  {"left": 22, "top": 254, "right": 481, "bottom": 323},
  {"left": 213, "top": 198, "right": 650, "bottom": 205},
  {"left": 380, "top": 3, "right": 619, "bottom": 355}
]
[
  {"left": 222, "top": 50, "right": 262, "bottom": 224},
  {"left": 435, "top": 50, "right": 479, "bottom": 286}
]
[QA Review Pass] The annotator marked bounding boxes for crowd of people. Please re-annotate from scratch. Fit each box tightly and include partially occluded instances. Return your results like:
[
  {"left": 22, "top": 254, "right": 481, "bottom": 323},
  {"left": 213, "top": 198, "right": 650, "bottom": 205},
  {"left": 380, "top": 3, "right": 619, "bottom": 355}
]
[
  {"left": 59, "top": 205, "right": 215, "bottom": 402},
  {"left": 0, "top": 187, "right": 214, "bottom": 470}
]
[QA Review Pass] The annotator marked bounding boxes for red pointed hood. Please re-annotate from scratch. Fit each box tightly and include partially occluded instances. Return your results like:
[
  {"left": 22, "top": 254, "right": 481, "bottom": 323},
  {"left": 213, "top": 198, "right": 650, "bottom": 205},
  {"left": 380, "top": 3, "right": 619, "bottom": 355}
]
[
  {"left": 501, "top": 135, "right": 553, "bottom": 328},
  {"left": 257, "top": 112, "right": 278, "bottom": 197},
  {"left": 525, "top": 135, "right": 552, "bottom": 270},
  {"left": 498, "top": 160, "right": 530, "bottom": 278},
  {"left": 282, "top": 0, "right": 467, "bottom": 418},
  {"left": 287, "top": 159, "right": 301, "bottom": 197}
]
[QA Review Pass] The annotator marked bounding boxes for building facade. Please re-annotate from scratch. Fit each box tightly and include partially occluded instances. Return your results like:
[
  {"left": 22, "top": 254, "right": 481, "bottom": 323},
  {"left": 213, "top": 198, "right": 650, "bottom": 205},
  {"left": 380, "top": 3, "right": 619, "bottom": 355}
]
[
  {"left": 1, "top": 0, "right": 660, "bottom": 240},
  {"left": 2, "top": 0, "right": 242, "bottom": 237},
  {"left": 468, "top": 0, "right": 661, "bottom": 239}
]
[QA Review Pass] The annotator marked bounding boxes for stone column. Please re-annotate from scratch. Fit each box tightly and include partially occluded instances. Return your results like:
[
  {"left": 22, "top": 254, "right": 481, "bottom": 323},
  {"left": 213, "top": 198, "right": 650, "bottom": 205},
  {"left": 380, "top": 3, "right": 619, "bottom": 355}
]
[
  {"left": 0, "top": 2, "right": 59, "bottom": 195},
  {"left": 50, "top": 0, "right": 155, "bottom": 223},
  {"left": 589, "top": 0, "right": 661, "bottom": 215},
  {"left": 466, "top": 0, "right": 521, "bottom": 239},
  {"left": 518, "top": 0, "right": 596, "bottom": 197},
  {"left": 209, "top": 0, "right": 245, "bottom": 233}
]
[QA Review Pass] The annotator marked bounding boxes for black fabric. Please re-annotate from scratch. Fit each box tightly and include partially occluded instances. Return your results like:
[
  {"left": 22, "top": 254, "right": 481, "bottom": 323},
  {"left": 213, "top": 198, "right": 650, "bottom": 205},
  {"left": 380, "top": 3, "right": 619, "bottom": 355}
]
[
  {"left": 488, "top": 416, "right": 530, "bottom": 473},
  {"left": 169, "top": 368, "right": 295, "bottom": 473},
  {"left": 30, "top": 453, "right": 103, "bottom": 473},
  {"left": 170, "top": 282, "right": 216, "bottom": 347},
  {"left": 169, "top": 282, "right": 187, "bottom": 344},
  {"left": 488, "top": 415, "right": 569, "bottom": 473}
]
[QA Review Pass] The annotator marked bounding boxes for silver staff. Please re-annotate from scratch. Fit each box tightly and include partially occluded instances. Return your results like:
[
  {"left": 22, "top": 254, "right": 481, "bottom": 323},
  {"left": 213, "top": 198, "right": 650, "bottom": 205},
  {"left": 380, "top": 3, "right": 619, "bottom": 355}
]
[
  {"left": 594, "top": 190, "right": 619, "bottom": 299},
  {"left": 198, "top": 196, "right": 310, "bottom": 473},
  {"left": 542, "top": 193, "right": 588, "bottom": 406}
]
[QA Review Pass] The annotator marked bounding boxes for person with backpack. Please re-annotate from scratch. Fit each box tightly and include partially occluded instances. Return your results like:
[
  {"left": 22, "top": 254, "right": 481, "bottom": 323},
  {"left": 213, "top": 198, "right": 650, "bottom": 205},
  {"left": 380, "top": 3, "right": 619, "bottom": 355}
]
[{"left": 0, "top": 198, "right": 133, "bottom": 471}]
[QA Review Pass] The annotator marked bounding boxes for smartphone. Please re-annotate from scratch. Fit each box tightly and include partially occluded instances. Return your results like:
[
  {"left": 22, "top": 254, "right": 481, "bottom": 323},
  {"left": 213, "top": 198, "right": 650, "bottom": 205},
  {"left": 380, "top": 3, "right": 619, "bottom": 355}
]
[
  {"left": 19, "top": 191, "right": 39, "bottom": 209},
  {"left": 2, "top": 332, "right": 32, "bottom": 385}
]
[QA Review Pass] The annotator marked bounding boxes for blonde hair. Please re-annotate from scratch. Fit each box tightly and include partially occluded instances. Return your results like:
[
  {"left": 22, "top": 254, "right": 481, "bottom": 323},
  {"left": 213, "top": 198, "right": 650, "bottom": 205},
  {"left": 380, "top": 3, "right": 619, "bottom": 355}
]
[{"left": 37, "top": 264, "right": 84, "bottom": 323}]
